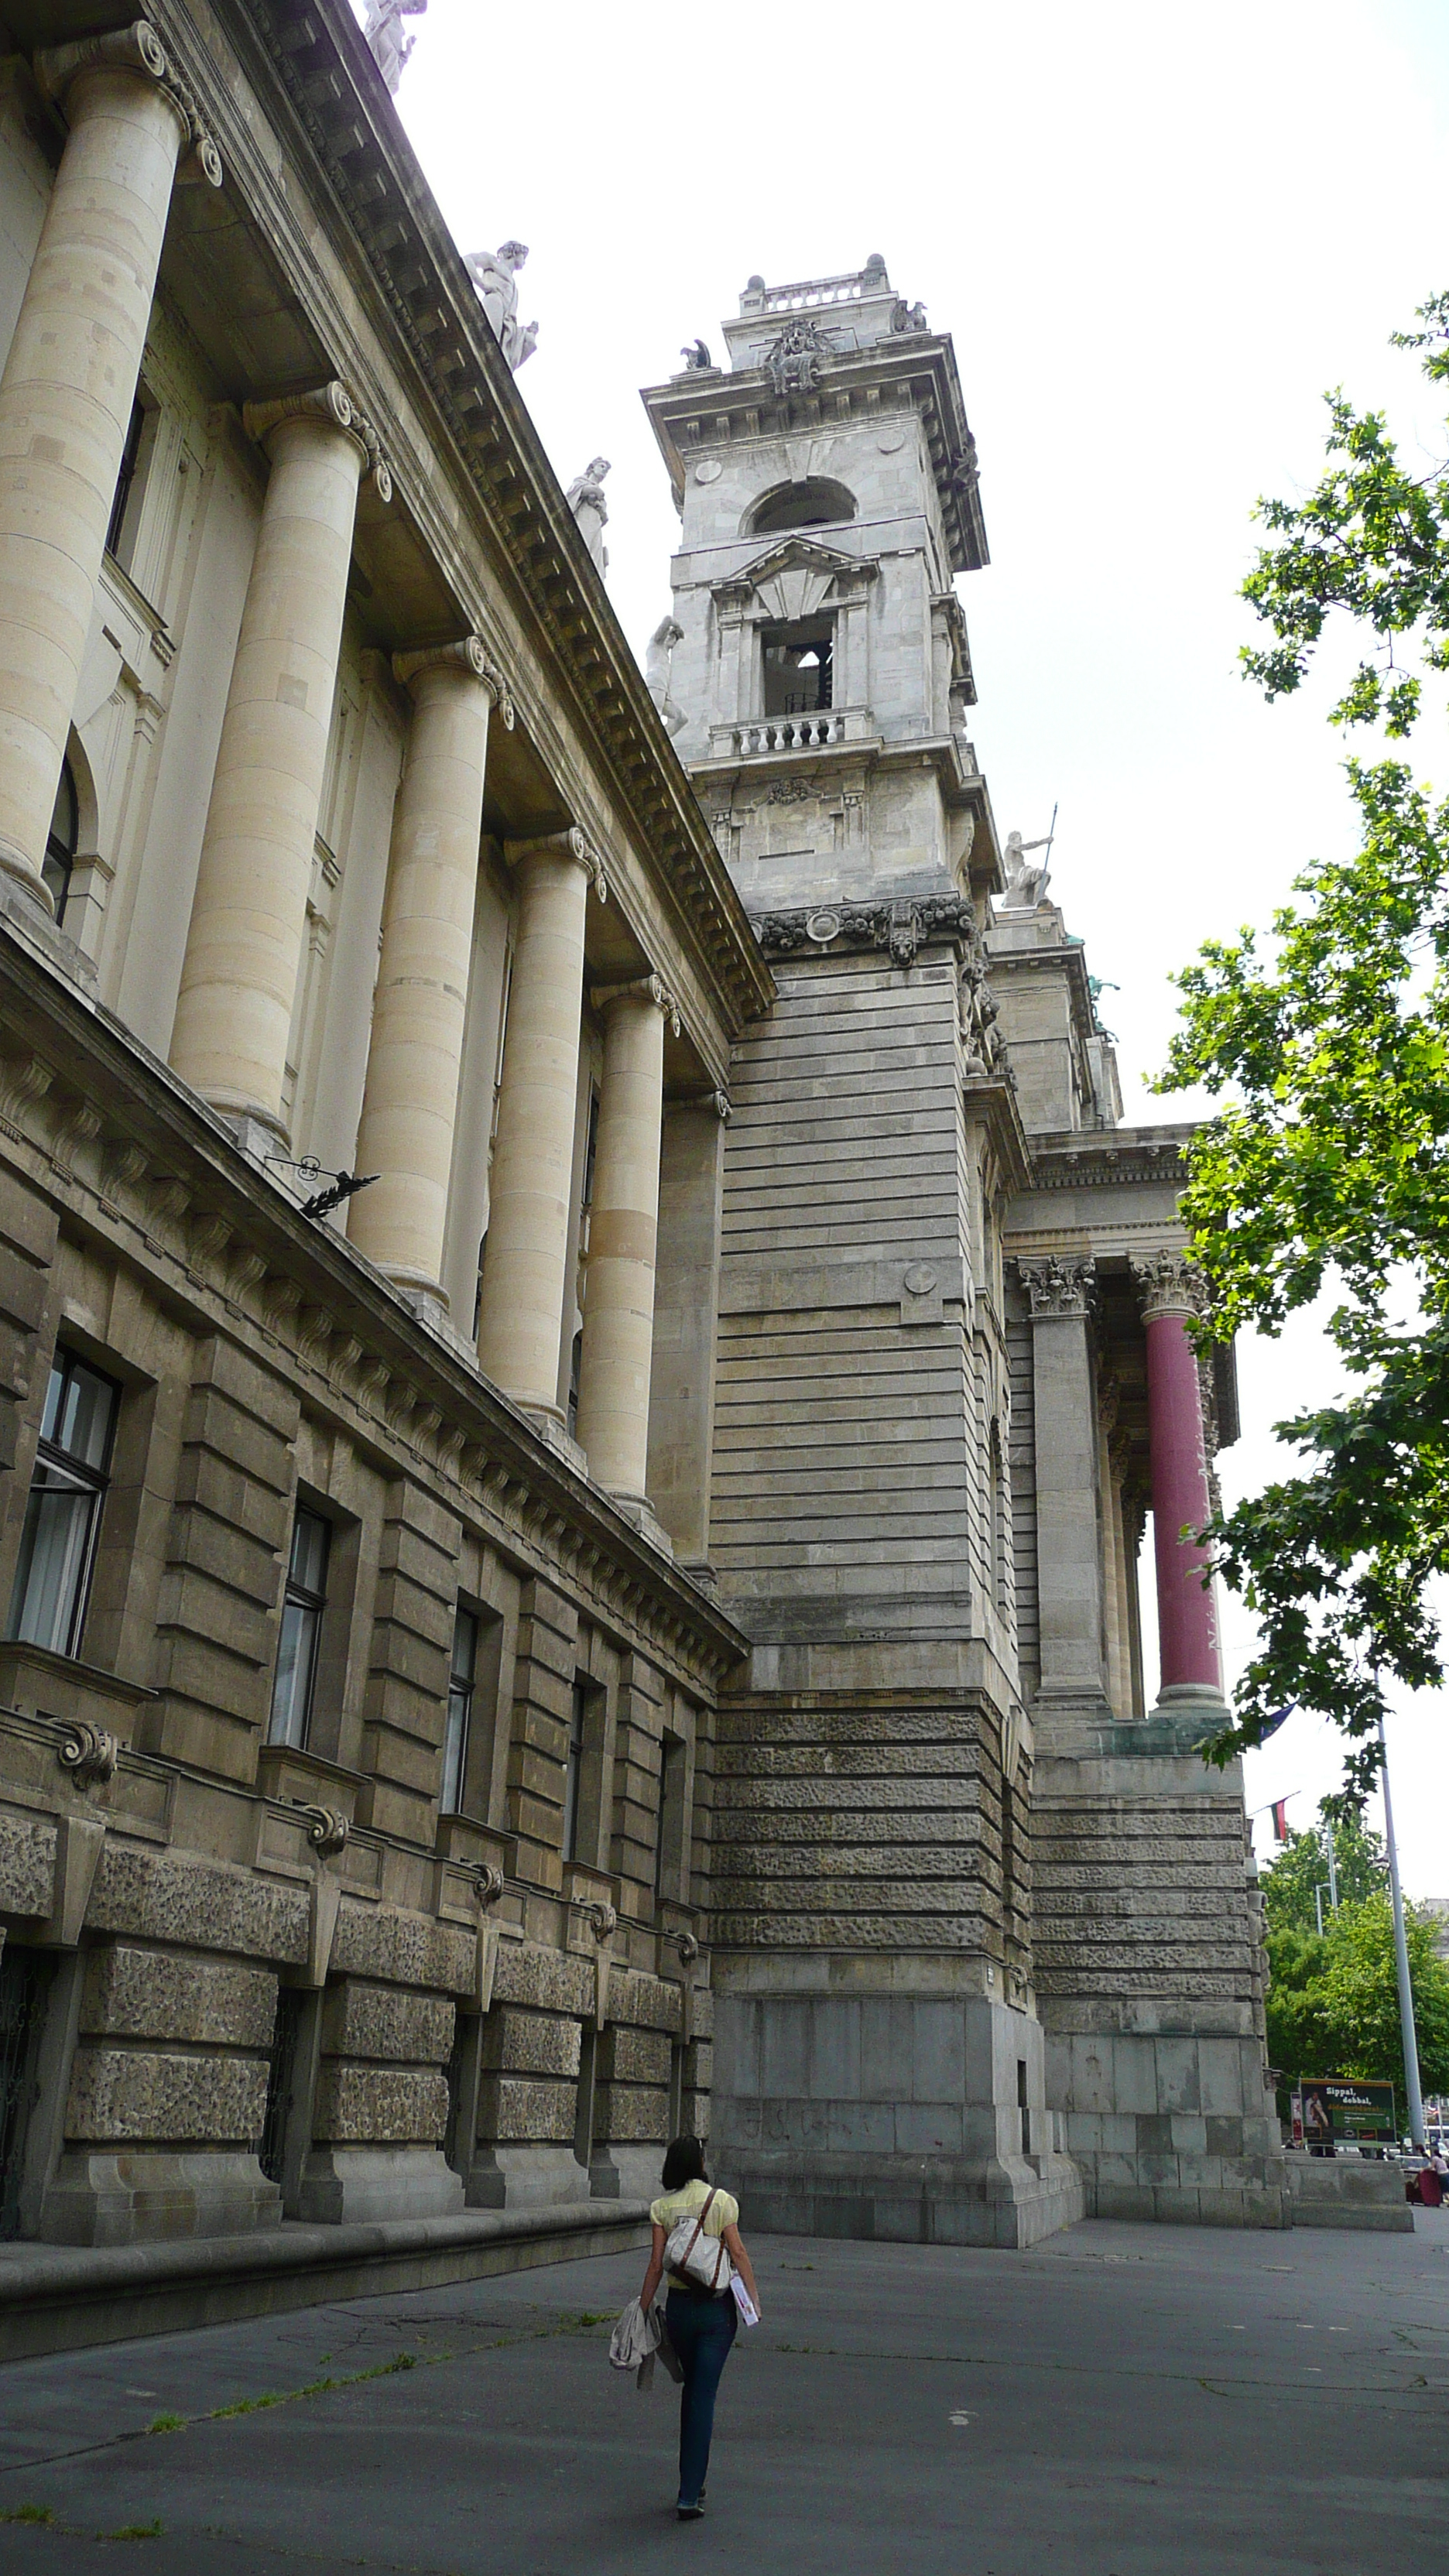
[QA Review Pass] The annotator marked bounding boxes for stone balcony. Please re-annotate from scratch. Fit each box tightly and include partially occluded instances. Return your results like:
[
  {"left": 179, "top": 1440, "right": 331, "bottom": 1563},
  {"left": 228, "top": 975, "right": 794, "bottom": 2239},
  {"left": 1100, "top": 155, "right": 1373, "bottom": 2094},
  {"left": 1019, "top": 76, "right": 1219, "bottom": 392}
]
[{"left": 710, "top": 706, "right": 875, "bottom": 759}]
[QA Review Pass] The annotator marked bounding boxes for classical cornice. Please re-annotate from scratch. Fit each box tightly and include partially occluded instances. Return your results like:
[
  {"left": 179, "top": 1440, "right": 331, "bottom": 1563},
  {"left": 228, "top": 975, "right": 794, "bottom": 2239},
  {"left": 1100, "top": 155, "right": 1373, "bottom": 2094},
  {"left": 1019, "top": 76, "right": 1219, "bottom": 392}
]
[
  {"left": 142, "top": 0, "right": 773, "bottom": 1039},
  {"left": 1027, "top": 1127, "right": 1193, "bottom": 1190},
  {"left": 643, "top": 335, "right": 988, "bottom": 576},
  {"left": 0, "top": 932, "right": 745, "bottom": 1690}
]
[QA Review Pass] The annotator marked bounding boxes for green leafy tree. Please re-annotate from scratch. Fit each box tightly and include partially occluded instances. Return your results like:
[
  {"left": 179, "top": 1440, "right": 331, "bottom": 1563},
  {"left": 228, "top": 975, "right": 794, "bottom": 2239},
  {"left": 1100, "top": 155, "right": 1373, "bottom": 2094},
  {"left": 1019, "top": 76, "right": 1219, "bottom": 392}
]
[
  {"left": 1159, "top": 296, "right": 1449, "bottom": 1789},
  {"left": 1317, "top": 1894, "right": 1449, "bottom": 2093},
  {"left": 1261, "top": 1802, "right": 1386, "bottom": 1935}
]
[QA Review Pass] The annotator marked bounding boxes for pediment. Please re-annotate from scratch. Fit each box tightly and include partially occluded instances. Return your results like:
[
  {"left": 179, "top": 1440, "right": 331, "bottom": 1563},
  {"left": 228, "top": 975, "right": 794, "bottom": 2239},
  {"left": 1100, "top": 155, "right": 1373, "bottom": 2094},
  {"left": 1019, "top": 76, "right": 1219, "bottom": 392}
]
[{"left": 715, "top": 535, "right": 876, "bottom": 626}]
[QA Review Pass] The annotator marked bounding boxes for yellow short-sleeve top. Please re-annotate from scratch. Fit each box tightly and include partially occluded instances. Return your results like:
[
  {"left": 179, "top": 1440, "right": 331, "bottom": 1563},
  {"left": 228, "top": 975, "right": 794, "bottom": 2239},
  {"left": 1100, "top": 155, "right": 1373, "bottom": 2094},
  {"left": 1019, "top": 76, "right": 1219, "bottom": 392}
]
[{"left": 649, "top": 2177, "right": 739, "bottom": 2235}]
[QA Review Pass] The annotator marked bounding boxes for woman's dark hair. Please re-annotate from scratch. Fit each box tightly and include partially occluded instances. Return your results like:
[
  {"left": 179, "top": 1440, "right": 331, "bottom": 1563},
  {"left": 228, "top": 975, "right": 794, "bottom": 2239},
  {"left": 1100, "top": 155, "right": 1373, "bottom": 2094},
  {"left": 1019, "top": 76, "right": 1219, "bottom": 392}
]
[{"left": 661, "top": 2132, "right": 707, "bottom": 2191}]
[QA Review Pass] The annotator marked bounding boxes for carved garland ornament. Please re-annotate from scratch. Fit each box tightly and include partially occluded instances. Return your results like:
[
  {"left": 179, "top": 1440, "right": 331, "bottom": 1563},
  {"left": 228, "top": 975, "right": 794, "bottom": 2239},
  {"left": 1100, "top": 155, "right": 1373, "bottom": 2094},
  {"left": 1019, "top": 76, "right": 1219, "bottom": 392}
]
[{"left": 756, "top": 893, "right": 978, "bottom": 971}]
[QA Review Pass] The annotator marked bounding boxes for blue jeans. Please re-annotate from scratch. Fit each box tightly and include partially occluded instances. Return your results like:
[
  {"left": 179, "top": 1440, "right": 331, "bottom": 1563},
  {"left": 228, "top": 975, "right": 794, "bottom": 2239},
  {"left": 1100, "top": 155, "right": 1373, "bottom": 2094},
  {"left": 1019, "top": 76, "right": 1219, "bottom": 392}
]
[{"left": 666, "top": 2286, "right": 737, "bottom": 2506}]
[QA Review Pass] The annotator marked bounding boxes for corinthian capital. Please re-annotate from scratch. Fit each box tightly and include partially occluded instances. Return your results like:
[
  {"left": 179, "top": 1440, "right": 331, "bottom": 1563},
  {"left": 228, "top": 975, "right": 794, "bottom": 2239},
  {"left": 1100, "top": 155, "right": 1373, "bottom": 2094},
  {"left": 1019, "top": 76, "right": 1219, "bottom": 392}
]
[
  {"left": 36, "top": 20, "right": 224, "bottom": 184},
  {"left": 1019, "top": 1255, "right": 1095, "bottom": 1318},
  {"left": 1131, "top": 1251, "right": 1206, "bottom": 1324}
]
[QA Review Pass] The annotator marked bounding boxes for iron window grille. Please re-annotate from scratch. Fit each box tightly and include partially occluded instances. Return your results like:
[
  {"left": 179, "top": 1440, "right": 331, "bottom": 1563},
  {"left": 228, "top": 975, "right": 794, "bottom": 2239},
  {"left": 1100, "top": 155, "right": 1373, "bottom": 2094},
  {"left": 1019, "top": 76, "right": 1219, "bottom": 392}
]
[
  {"left": 268, "top": 1508, "right": 331, "bottom": 1749},
  {"left": 5, "top": 1350, "right": 119, "bottom": 1660}
]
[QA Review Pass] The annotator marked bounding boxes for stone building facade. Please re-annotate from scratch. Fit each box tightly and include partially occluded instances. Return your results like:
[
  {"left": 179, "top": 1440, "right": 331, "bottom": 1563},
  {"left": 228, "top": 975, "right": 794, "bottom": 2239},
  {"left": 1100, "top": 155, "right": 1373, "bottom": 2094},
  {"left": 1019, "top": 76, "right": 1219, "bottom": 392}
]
[
  {"left": 0, "top": 0, "right": 1280, "bottom": 2283},
  {"left": 644, "top": 262, "right": 1283, "bottom": 2239}
]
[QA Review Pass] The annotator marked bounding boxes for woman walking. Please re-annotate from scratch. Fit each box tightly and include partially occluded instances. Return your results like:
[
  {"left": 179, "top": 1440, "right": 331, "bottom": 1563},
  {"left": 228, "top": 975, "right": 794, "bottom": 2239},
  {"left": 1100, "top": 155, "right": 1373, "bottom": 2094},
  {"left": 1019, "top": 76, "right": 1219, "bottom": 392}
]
[{"left": 638, "top": 2133, "right": 762, "bottom": 2521}]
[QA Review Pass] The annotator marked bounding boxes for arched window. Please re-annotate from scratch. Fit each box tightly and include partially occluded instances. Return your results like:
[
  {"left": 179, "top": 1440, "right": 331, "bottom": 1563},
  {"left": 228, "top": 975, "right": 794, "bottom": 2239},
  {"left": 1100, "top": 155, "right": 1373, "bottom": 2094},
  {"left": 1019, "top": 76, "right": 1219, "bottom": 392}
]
[
  {"left": 43, "top": 759, "right": 78, "bottom": 925},
  {"left": 746, "top": 478, "right": 857, "bottom": 538}
]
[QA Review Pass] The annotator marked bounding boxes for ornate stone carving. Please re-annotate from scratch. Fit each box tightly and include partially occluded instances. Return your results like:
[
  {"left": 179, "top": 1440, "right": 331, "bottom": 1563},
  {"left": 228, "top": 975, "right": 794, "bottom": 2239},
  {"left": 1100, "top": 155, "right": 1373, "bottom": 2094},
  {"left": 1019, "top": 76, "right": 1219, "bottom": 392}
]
[
  {"left": 591, "top": 972, "right": 681, "bottom": 1035},
  {"left": 1019, "top": 1255, "right": 1095, "bottom": 1319},
  {"left": 675, "top": 1930, "right": 701, "bottom": 1966},
  {"left": 756, "top": 892, "right": 978, "bottom": 969},
  {"left": 57, "top": 1722, "right": 119, "bottom": 1791},
  {"left": 764, "top": 317, "right": 841, "bottom": 397},
  {"left": 959, "top": 954, "right": 1003, "bottom": 1074},
  {"left": 36, "top": 21, "right": 224, "bottom": 187},
  {"left": 999, "top": 825, "right": 1053, "bottom": 911},
  {"left": 766, "top": 777, "right": 815, "bottom": 805},
  {"left": 565, "top": 827, "right": 608, "bottom": 903},
  {"left": 680, "top": 340, "right": 714, "bottom": 372},
  {"left": 1131, "top": 1252, "right": 1206, "bottom": 1324},
  {"left": 473, "top": 1862, "right": 505, "bottom": 1908},
  {"left": 299, "top": 1804, "right": 349, "bottom": 1857},
  {"left": 574, "top": 1897, "right": 618, "bottom": 1942}
]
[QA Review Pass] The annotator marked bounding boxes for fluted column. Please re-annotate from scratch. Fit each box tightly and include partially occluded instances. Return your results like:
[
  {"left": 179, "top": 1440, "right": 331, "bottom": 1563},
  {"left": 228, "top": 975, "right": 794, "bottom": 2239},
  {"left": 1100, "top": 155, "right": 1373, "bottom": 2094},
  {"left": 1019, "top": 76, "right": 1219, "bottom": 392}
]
[
  {"left": 1132, "top": 1252, "right": 1224, "bottom": 1707},
  {"left": 349, "top": 639, "right": 511, "bottom": 1299},
  {"left": 170, "top": 383, "right": 386, "bottom": 1139},
  {"left": 476, "top": 830, "right": 606, "bottom": 1415},
  {"left": 0, "top": 24, "right": 220, "bottom": 906},
  {"left": 575, "top": 977, "right": 677, "bottom": 1498}
]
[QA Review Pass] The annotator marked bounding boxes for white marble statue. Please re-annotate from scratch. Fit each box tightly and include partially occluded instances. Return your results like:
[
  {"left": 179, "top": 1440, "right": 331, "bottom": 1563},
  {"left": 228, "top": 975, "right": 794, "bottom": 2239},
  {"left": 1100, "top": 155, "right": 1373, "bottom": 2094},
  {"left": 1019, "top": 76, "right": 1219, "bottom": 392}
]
[
  {"left": 567, "top": 457, "right": 611, "bottom": 574},
  {"left": 999, "top": 827, "right": 1053, "bottom": 909},
  {"left": 645, "top": 616, "right": 686, "bottom": 738},
  {"left": 466, "top": 242, "right": 538, "bottom": 372},
  {"left": 363, "top": 0, "right": 426, "bottom": 93}
]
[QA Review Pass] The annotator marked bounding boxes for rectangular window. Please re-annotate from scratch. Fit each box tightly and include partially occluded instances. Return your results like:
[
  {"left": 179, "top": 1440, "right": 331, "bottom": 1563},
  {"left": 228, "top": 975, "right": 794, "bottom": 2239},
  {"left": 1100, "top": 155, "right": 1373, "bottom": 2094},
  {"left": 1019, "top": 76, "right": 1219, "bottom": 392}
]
[
  {"left": 656, "top": 1730, "right": 688, "bottom": 1903},
  {"left": 6, "top": 1352, "right": 119, "bottom": 1660},
  {"left": 581, "top": 1087, "right": 601, "bottom": 1209},
  {"left": 440, "top": 1607, "right": 479, "bottom": 1815},
  {"left": 268, "top": 1508, "right": 331, "bottom": 1750},
  {"left": 762, "top": 618, "right": 834, "bottom": 717},
  {"left": 104, "top": 394, "right": 149, "bottom": 567},
  {"left": 562, "top": 1680, "right": 589, "bottom": 1863}
]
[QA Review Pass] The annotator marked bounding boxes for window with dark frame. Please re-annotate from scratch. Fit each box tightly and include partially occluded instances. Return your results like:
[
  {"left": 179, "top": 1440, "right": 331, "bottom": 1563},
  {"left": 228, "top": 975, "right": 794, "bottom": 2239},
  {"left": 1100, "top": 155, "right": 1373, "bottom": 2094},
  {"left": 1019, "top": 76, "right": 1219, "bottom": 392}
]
[
  {"left": 267, "top": 1507, "right": 331, "bottom": 1750},
  {"left": 562, "top": 1679, "right": 589, "bottom": 1864},
  {"left": 42, "top": 759, "right": 78, "bottom": 926},
  {"left": 581, "top": 1086, "right": 601, "bottom": 1209},
  {"left": 5, "top": 1351, "right": 120, "bottom": 1660},
  {"left": 655, "top": 1729, "right": 687, "bottom": 1903},
  {"left": 567, "top": 1328, "right": 583, "bottom": 1440},
  {"left": 105, "top": 394, "right": 147, "bottom": 564},
  {"left": 762, "top": 618, "right": 834, "bottom": 717},
  {"left": 440, "top": 1606, "right": 479, "bottom": 1815}
]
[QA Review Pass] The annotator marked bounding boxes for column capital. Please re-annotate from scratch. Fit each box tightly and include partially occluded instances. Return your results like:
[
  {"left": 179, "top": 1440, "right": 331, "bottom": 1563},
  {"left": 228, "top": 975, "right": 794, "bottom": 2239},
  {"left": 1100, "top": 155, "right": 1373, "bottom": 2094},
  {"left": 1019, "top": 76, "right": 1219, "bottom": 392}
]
[
  {"left": 589, "top": 972, "right": 681, "bottom": 1034},
  {"left": 1019, "top": 1254, "right": 1094, "bottom": 1318},
  {"left": 242, "top": 381, "right": 392, "bottom": 500},
  {"left": 392, "top": 636, "right": 515, "bottom": 728},
  {"left": 36, "top": 20, "right": 223, "bottom": 186},
  {"left": 504, "top": 826, "right": 608, "bottom": 903},
  {"left": 1131, "top": 1250, "right": 1206, "bottom": 1324}
]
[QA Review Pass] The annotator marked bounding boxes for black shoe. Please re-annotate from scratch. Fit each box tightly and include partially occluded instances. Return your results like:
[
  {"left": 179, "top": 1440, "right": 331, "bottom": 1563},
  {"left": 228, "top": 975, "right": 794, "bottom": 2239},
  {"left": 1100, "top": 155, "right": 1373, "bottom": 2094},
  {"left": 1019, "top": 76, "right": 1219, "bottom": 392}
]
[{"left": 677, "top": 2502, "right": 705, "bottom": 2521}]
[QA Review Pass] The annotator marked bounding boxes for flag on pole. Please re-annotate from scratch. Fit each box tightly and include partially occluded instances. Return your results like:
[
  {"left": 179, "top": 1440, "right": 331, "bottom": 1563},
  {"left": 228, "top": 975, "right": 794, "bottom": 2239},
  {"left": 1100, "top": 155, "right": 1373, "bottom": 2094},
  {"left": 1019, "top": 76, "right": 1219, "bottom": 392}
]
[
  {"left": 1259, "top": 1704, "right": 1297, "bottom": 1742},
  {"left": 1270, "top": 1797, "right": 1292, "bottom": 1843}
]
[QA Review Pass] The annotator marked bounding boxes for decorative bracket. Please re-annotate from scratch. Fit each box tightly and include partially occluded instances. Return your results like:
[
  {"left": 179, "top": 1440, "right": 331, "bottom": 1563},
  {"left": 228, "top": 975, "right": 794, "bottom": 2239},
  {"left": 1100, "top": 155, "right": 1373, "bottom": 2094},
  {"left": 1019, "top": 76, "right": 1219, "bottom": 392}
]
[{"left": 57, "top": 1722, "right": 118, "bottom": 1793}]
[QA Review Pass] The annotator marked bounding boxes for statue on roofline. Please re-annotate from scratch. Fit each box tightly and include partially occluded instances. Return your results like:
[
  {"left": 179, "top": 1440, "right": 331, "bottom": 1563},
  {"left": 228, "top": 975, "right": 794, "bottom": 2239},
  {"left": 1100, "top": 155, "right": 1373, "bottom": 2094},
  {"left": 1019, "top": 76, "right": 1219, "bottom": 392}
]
[
  {"left": 646, "top": 617, "right": 686, "bottom": 738},
  {"left": 567, "top": 457, "right": 611, "bottom": 573},
  {"left": 363, "top": 0, "right": 426, "bottom": 94},
  {"left": 466, "top": 242, "right": 539, "bottom": 373}
]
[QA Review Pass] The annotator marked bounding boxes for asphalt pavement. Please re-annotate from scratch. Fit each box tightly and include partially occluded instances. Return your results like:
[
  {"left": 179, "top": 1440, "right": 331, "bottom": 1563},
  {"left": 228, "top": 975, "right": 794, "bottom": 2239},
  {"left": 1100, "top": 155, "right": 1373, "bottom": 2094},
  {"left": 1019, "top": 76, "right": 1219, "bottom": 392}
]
[{"left": 0, "top": 2206, "right": 1444, "bottom": 2574}]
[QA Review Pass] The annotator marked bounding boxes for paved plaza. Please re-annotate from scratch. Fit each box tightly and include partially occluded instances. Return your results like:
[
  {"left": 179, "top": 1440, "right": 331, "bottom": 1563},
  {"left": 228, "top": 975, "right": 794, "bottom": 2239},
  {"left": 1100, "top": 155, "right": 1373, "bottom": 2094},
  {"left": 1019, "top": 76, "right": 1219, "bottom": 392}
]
[{"left": 0, "top": 2211, "right": 1444, "bottom": 2574}]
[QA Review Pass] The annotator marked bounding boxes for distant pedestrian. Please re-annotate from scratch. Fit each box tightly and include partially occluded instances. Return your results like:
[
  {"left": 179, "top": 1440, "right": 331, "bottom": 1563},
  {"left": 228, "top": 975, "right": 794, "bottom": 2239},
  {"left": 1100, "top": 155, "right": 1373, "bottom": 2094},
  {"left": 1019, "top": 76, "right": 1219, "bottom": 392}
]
[{"left": 636, "top": 2134, "right": 762, "bottom": 2521}]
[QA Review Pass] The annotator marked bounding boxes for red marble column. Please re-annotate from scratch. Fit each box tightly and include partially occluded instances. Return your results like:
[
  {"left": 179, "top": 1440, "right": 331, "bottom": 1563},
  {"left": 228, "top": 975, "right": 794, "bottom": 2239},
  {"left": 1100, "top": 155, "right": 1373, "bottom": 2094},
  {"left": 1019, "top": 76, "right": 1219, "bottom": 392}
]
[{"left": 1134, "top": 1256, "right": 1222, "bottom": 1698}]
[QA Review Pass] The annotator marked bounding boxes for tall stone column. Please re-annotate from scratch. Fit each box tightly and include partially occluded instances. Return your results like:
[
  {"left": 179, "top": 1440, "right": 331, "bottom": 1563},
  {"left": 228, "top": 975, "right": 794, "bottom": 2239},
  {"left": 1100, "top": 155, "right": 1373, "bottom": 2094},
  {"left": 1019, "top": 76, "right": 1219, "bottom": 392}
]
[
  {"left": 476, "top": 829, "right": 606, "bottom": 1417},
  {"left": 575, "top": 976, "right": 677, "bottom": 1500},
  {"left": 1019, "top": 1256, "right": 1111, "bottom": 1735},
  {"left": 0, "top": 26, "right": 220, "bottom": 907},
  {"left": 170, "top": 384, "right": 386, "bottom": 1140},
  {"left": 349, "top": 638, "right": 510, "bottom": 1302},
  {"left": 646, "top": 1091, "right": 729, "bottom": 1563},
  {"left": 1132, "top": 1253, "right": 1224, "bottom": 1711}
]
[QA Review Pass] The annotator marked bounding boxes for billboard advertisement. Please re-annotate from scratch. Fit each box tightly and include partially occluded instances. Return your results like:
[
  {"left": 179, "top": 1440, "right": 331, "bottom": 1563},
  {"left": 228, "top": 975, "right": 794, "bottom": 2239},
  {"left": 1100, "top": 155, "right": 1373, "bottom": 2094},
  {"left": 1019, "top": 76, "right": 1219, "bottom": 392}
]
[{"left": 1297, "top": 2078, "right": 1396, "bottom": 2148}]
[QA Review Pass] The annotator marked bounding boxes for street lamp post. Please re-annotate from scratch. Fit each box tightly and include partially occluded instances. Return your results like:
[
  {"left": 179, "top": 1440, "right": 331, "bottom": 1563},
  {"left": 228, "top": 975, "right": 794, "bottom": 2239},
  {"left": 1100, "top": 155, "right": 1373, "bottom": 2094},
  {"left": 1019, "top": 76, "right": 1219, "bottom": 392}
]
[{"left": 1380, "top": 1714, "right": 1425, "bottom": 2152}]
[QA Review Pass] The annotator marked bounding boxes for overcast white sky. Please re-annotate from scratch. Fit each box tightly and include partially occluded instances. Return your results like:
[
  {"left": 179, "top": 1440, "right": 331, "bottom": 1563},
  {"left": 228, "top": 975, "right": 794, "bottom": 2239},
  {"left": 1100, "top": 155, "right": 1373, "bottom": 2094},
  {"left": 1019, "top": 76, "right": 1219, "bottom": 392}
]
[{"left": 377, "top": 0, "right": 1449, "bottom": 1896}]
